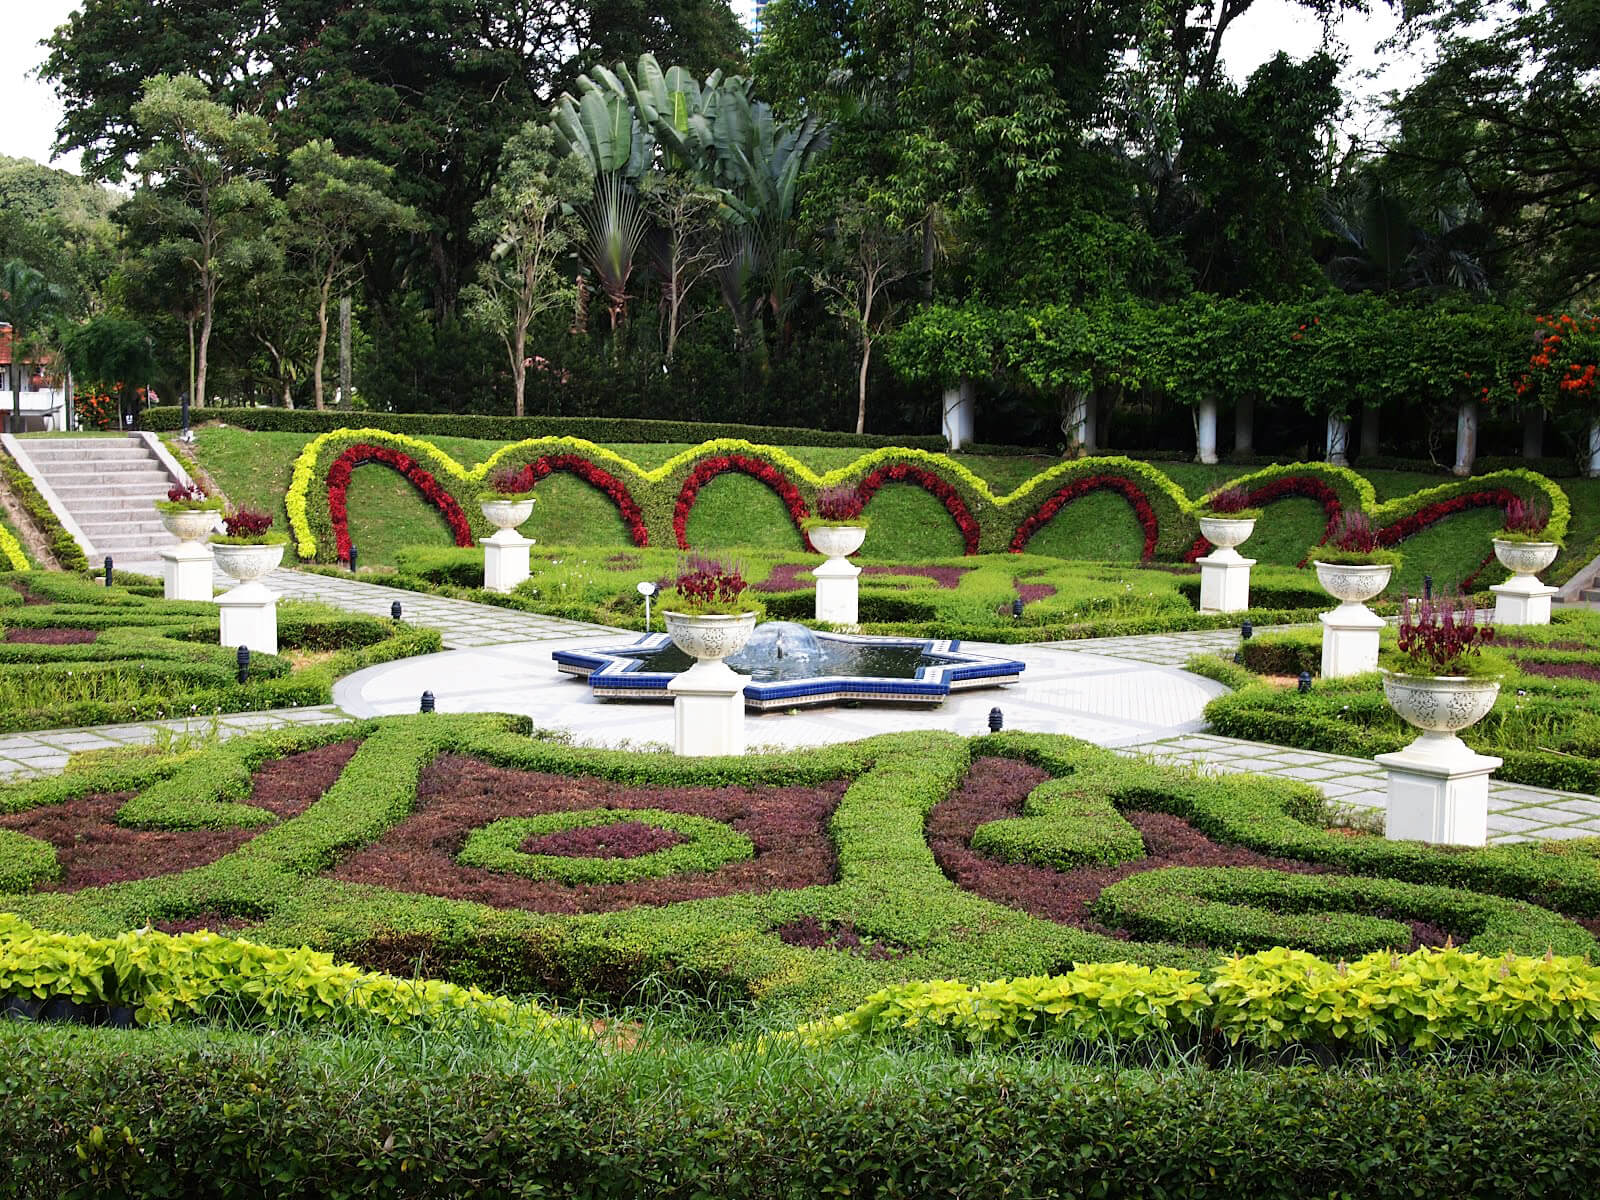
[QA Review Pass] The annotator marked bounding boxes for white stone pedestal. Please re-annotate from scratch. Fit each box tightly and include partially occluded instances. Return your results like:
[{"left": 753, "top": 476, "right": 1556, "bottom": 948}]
[
  {"left": 1377, "top": 738, "right": 1501, "bottom": 847},
  {"left": 482, "top": 530, "right": 533, "bottom": 594},
  {"left": 1198, "top": 549, "right": 1254, "bottom": 613},
  {"left": 216, "top": 581, "right": 278, "bottom": 656},
  {"left": 1320, "top": 603, "right": 1385, "bottom": 678},
  {"left": 814, "top": 557, "right": 862, "bottom": 626},
  {"left": 1491, "top": 576, "right": 1557, "bottom": 626},
  {"left": 667, "top": 661, "right": 747, "bottom": 756},
  {"left": 161, "top": 541, "right": 214, "bottom": 602}
]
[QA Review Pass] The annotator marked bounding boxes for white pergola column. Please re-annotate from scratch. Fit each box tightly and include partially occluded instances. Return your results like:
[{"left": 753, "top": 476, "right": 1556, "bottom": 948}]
[
  {"left": 1326, "top": 413, "right": 1350, "bottom": 467},
  {"left": 1453, "top": 400, "right": 1479, "bottom": 476},
  {"left": 1195, "top": 398, "right": 1219, "bottom": 465}
]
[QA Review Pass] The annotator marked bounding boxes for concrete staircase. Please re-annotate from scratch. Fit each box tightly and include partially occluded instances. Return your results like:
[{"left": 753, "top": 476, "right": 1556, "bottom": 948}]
[{"left": 2, "top": 433, "right": 198, "bottom": 577}]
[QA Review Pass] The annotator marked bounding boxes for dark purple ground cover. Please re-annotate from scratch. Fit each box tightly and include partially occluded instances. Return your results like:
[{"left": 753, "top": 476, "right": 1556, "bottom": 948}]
[
  {"left": 775, "top": 916, "right": 906, "bottom": 960},
  {"left": 3, "top": 627, "right": 98, "bottom": 644},
  {"left": 520, "top": 821, "right": 687, "bottom": 859},
  {"left": 1514, "top": 660, "right": 1600, "bottom": 683}
]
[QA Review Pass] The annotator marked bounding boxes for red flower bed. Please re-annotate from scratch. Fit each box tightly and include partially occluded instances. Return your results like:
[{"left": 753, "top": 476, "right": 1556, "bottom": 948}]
[
  {"left": 0, "top": 741, "right": 359, "bottom": 891},
  {"left": 674, "top": 454, "right": 812, "bottom": 550},
  {"left": 1375, "top": 487, "right": 1520, "bottom": 546},
  {"left": 329, "top": 754, "right": 846, "bottom": 914},
  {"left": 858, "top": 463, "right": 982, "bottom": 554},
  {"left": 523, "top": 454, "right": 649, "bottom": 546},
  {"left": 1011, "top": 476, "right": 1160, "bottom": 558},
  {"left": 327, "top": 444, "right": 474, "bottom": 561}
]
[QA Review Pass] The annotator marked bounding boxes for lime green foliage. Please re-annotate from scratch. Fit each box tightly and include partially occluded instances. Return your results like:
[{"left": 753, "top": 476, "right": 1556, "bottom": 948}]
[
  {"left": 806, "top": 946, "right": 1600, "bottom": 1052},
  {"left": 4, "top": 719, "right": 1596, "bottom": 1021},
  {"left": 1207, "top": 609, "right": 1600, "bottom": 792},
  {"left": 0, "top": 571, "right": 438, "bottom": 732},
  {"left": 0, "top": 518, "right": 29, "bottom": 570},
  {"left": 971, "top": 775, "right": 1145, "bottom": 869},
  {"left": 458, "top": 809, "right": 754, "bottom": 884},
  {"left": 0, "top": 913, "right": 584, "bottom": 1036},
  {"left": 0, "top": 831, "right": 57, "bottom": 891}
]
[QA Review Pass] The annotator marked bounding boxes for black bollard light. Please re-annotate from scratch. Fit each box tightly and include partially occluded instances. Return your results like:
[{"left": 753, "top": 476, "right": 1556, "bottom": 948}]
[
  {"left": 104, "top": 556, "right": 113, "bottom": 588},
  {"left": 390, "top": 600, "right": 402, "bottom": 621},
  {"left": 988, "top": 707, "right": 1004, "bottom": 732},
  {"left": 1011, "top": 596, "right": 1024, "bottom": 618},
  {"left": 420, "top": 690, "right": 435, "bottom": 713},
  {"left": 235, "top": 644, "right": 250, "bottom": 684},
  {"left": 1423, "top": 574, "right": 1433, "bottom": 602},
  {"left": 1241, "top": 619, "right": 1253, "bottom": 640},
  {"left": 1298, "top": 671, "right": 1312, "bottom": 694},
  {"left": 348, "top": 545, "right": 358, "bottom": 574}
]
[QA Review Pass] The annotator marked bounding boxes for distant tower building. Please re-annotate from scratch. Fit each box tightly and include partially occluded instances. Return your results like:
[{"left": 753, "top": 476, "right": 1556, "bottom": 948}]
[{"left": 735, "top": 0, "right": 770, "bottom": 46}]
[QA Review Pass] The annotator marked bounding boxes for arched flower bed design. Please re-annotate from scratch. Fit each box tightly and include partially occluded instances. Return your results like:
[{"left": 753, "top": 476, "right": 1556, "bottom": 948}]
[
  {"left": 1010, "top": 476, "right": 1161, "bottom": 559},
  {"left": 1376, "top": 487, "right": 1520, "bottom": 546},
  {"left": 327, "top": 444, "right": 474, "bottom": 561},
  {"left": 525, "top": 454, "right": 650, "bottom": 547},
  {"left": 673, "top": 454, "right": 812, "bottom": 550},
  {"left": 859, "top": 463, "right": 983, "bottom": 555},
  {"left": 1184, "top": 476, "right": 1347, "bottom": 562}
]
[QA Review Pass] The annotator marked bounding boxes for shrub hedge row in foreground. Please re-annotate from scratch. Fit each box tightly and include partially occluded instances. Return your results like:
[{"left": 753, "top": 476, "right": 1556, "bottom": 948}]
[{"left": 2, "top": 1021, "right": 1598, "bottom": 1199}]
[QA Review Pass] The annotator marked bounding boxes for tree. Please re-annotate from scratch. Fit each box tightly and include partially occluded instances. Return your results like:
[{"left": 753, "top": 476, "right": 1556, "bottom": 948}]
[
  {"left": 124, "top": 74, "right": 276, "bottom": 407},
  {"left": 61, "top": 314, "right": 156, "bottom": 426},
  {"left": 462, "top": 123, "right": 591, "bottom": 417},
  {"left": 812, "top": 200, "right": 919, "bottom": 434},
  {"left": 0, "top": 260, "right": 69, "bottom": 430},
  {"left": 286, "top": 141, "right": 418, "bottom": 410},
  {"left": 641, "top": 173, "right": 728, "bottom": 365},
  {"left": 1387, "top": 0, "right": 1600, "bottom": 303}
]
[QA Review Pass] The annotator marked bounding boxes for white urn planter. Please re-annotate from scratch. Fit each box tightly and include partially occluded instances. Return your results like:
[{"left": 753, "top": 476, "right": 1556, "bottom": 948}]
[
  {"left": 1490, "top": 538, "right": 1559, "bottom": 626},
  {"left": 809, "top": 524, "right": 867, "bottom": 626},
  {"left": 1376, "top": 671, "right": 1503, "bottom": 847},
  {"left": 157, "top": 508, "right": 220, "bottom": 602},
  {"left": 1314, "top": 561, "right": 1393, "bottom": 679},
  {"left": 158, "top": 507, "right": 221, "bottom": 543},
  {"left": 212, "top": 541, "right": 286, "bottom": 584},
  {"left": 1197, "top": 517, "right": 1257, "bottom": 613},
  {"left": 479, "top": 498, "right": 535, "bottom": 594},
  {"left": 211, "top": 541, "right": 286, "bottom": 657},
  {"left": 480, "top": 497, "right": 534, "bottom": 531},
  {"left": 664, "top": 611, "right": 759, "bottom": 758}
]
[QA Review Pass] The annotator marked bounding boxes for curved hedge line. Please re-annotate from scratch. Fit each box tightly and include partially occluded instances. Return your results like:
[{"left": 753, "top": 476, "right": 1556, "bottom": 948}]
[
  {"left": 282, "top": 428, "right": 1571, "bottom": 572},
  {"left": 5, "top": 717, "right": 1597, "bottom": 1018}
]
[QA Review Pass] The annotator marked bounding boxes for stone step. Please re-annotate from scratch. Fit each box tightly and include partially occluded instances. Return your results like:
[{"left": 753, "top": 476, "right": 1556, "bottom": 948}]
[
  {"left": 1580, "top": 588, "right": 1600, "bottom": 604},
  {"left": 48, "top": 480, "right": 172, "bottom": 496},
  {"left": 36, "top": 468, "right": 171, "bottom": 486},
  {"left": 49, "top": 493, "right": 170, "bottom": 513},
  {"left": 24, "top": 441, "right": 151, "bottom": 455},
  {"left": 78, "top": 519, "right": 171, "bottom": 538}
]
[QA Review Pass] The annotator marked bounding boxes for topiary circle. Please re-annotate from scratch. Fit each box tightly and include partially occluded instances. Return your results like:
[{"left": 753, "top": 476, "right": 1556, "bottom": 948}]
[{"left": 456, "top": 808, "right": 754, "bottom": 885}]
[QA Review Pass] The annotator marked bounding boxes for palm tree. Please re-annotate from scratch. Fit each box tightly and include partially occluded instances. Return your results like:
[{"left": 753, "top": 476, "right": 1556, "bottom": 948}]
[
  {"left": 1321, "top": 174, "right": 1490, "bottom": 295},
  {"left": 0, "top": 260, "right": 69, "bottom": 431}
]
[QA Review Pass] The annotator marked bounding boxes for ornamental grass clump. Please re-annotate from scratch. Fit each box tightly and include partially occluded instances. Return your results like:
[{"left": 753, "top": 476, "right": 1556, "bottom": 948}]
[
  {"left": 805, "top": 484, "right": 870, "bottom": 528},
  {"left": 1200, "top": 484, "right": 1261, "bottom": 520},
  {"left": 1498, "top": 496, "right": 1555, "bottom": 544},
  {"left": 662, "top": 555, "right": 761, "bottom": 616},
  {"left": 1389, "top": 592, "right": 1499, "bottom": 677},
  {"left": 1314, "top": 510, "right": 1402, "bottom": 567},
  {"left": 481, "top": 463, "right": 537, "bottom": 501}
]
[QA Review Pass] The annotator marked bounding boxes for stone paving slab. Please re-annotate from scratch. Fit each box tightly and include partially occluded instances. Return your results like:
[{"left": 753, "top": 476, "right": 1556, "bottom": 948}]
[
  {"left": 1116, "top": 733, "right": 1600, "bottom": 844},
  {"left": 0, "top": 706, "right": 348, "bottom": 783}
]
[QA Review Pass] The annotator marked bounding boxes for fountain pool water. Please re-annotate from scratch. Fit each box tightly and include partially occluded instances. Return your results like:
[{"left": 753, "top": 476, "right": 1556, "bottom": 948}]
[{"left": 553, "top": 622, "right": 1025, "bottom": 710}]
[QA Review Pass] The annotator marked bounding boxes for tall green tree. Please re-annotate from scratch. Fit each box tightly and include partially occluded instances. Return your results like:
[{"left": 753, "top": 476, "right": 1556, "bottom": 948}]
[
  {"left": 0, "top": 260, "right": 70, "bottom": 430},
  {"left": 285, "top": 141, "right": 418, "bottom": 410},
  {"left": 462, "top": 124, "right": 591, "bottom": 417},
  {"left": 123, "top": 74, "right": 277, "bottom": 407}
]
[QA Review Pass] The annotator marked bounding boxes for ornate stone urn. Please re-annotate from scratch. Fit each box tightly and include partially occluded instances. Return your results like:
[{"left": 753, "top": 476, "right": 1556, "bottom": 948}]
[
  {"left": 158, "top": 507, "right": 220, "bottom": 542},
  {"left": 663, "top": 611, "right": 760, "bottom": 663},
  {"left": 1379, "top": 672, "right": 1502, "bottom": 761},
  {"left": 1491, "top": 538, "right": 1559, "bottom": 577},
  {"left": 663, "top": 610, "right": 759, "bottom": 758},
  {"left": 211, "top": 541, "right": 285, "bottom": 584},
  {"left": 1313, "top": 561, "right": 1394, "bottom": 605},
  {"left": 1314, "top": 560, "right": 1393, "bottom": 678},
  {"left": 1377, "top": 670, "right": 1503, "bottom": 847},
  {"left": 808, "top": 524, "right": 867, "bottom": 560},
  {"left": 479, "top": 498, "right": 534, "bottom": 531},
  {"left": 809, "top": 524, "right": 867, "bottom": 625},
  {"left": 1197, "top": 517, "right": 1257, "bottom": 613},
  {"left": 1490, "top": 538, "right": 1559, "bottom": 626},
  {"left": 1197, "top": 516, "right": 1256, "bottom": 553}
]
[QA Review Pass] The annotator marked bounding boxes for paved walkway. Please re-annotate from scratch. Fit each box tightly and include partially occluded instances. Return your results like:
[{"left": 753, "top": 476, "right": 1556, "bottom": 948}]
[
  {"left": 1115, "top": 732, "right": 1600, "bottom": 844},
  {"left": 0, "top": 705, "right": 348, "bottom": 782},
  {"left": 260, "top": 569, "right": 617, "bottom": 648}
]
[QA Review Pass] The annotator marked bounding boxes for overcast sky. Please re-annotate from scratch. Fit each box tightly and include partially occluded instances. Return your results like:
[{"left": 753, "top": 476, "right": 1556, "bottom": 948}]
[{"left": 1, "top": 0, "right": 1423, "bottom": 177}]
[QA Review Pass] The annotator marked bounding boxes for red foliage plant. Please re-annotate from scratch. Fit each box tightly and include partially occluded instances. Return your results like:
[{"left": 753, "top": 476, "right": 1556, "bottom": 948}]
[
  {"left": 167, "top": 483, "right": 207, "bottom": 503},
  {"left": 1205, "top": 485, "right": 1252, "bottom": 514},
  {"left": 486, "top": 463, "right": 536, "bottom": 495},
  {"left": 814, "top": 484, "right": 867, "bottom": 522},
  {"left": 1395, "top": 592, "right": 1494, "bottom": 674},
  {"left": 222, "top": 507, "right": 274, "bottom": 538},
  {"left": 670, "top": 555, "right": 749, "bottom": 607},
  {"left": 1502, "top": 495, "right": 1551, "bottom": 537}
]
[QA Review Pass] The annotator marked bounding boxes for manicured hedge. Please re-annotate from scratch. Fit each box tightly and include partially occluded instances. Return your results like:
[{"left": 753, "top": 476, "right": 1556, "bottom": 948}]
[
  {"left": 0, "top": 453, "right": 87, "bottom": 571},
  {"left": 6, "top": 717, "right": 1597, "bottom": 1018},
  {"left": 277, "top": 429, "right": 1573, "bottom": 604},
  {"left": 4, "top": 1023, "right": 1600, "bottom": 1199},
  {"left": 140, "top": 405, "right": 949, "bottom": 451},
  {"left": 1204, "top": 610, "right": 1600, "bottom": 793},
  {"left": 0, "top": 572, "right": 439, "bottom": 732}
]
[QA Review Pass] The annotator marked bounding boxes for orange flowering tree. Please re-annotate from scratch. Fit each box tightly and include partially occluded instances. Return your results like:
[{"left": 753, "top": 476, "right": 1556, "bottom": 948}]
[{"left": 1516, "top": 312, "right": 1600, "bottom": 417}]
